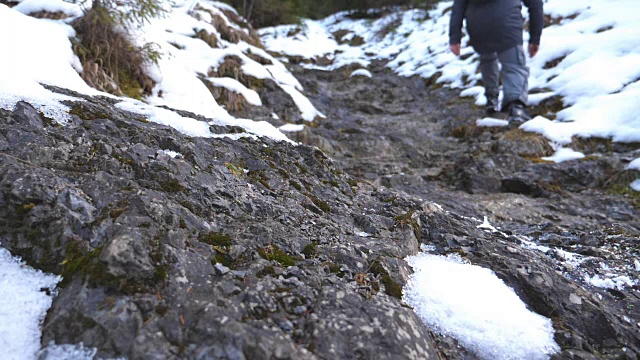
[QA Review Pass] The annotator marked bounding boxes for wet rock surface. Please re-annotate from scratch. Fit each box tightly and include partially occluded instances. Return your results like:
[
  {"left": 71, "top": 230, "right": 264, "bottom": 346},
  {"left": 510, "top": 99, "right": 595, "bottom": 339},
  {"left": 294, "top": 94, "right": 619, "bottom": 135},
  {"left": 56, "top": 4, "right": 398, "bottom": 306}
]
[
  {"left": 1, "top": 93, "right": 439, "bottom": 359},
  {"left": 0, "top": 63, "right": 638, "bottom": 359},
  {"left": 290, "top": 60, "right": 640, "bottom": 358}
]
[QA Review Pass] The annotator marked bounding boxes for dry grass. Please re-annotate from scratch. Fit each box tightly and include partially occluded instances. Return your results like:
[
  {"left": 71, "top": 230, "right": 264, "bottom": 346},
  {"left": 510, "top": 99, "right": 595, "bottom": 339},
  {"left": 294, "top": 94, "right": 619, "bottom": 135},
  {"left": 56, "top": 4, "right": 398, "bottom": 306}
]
[
  {"left": 72, "top": 4, "right": 155, "bottom": 99},
  {"left": 25, "top": 10, "right": 69, "bottom": 20},
  {"left": 529, "top": 95, "right": 565, "bottom": 119},
  {"left": 195, "top": 6, "right": 262, "bottom": 48},
  {"left": 208, "top": 55, "right": 264, "bottom": 91},
  {"left": 193, "top": 29, "right": 219, "bottom": 48}
]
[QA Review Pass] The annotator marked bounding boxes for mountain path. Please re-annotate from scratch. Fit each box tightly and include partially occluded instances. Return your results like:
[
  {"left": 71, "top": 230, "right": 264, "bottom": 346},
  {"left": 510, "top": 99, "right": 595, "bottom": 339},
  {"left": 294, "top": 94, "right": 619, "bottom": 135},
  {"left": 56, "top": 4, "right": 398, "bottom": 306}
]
[{"left": 290, "top": 61, "right": 640, "bottom": 358}]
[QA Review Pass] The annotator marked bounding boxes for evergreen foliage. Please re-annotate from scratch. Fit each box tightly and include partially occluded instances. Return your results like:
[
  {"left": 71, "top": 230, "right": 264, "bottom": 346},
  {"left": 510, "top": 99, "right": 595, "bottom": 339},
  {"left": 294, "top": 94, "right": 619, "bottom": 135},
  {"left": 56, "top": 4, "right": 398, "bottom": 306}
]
[{"left": 222, "top": 0, "right": 442, "bottom": 27}]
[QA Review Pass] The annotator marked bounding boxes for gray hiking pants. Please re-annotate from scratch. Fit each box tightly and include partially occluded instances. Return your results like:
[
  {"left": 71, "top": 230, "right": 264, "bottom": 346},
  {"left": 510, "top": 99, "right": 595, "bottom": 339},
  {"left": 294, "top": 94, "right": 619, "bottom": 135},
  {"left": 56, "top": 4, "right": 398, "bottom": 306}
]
[{"left": 479, "top": 45, "right": 529, "bottom": 108}]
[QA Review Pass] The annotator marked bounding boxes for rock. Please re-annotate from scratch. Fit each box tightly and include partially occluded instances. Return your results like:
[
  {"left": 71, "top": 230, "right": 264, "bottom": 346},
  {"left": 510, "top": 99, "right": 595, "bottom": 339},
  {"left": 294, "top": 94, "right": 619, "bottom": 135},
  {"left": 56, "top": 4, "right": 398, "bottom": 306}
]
[
  {"left": 0, "top": 98, "right": 438, "bottom": 359},
  {"left": 214, "top": 263, "right": 230, "bottom": 275}
]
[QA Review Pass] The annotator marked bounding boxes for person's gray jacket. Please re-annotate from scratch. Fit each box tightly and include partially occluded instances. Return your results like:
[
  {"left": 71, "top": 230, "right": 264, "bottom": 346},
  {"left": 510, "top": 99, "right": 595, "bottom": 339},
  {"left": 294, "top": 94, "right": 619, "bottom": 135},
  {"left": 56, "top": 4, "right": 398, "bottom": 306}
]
[{"left": 449, "top": 0, "right": 544, "bottom": 54}]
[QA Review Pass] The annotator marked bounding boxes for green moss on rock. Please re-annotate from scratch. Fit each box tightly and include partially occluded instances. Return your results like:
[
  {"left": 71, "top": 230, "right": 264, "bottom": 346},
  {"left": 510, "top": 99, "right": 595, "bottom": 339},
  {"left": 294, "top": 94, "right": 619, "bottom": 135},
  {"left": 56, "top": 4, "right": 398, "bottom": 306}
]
[
  {"left": 198, "top": 232, "right": 232, "bottom": 247},
  {"left": 369, "top": 260, "right": 402, "bottom": 299},
  {"left": 258, "top": 245, "right": 297, "bottom": 267},
  {"left": 302, "top": 242, "right": 318, "bottom": 258}
]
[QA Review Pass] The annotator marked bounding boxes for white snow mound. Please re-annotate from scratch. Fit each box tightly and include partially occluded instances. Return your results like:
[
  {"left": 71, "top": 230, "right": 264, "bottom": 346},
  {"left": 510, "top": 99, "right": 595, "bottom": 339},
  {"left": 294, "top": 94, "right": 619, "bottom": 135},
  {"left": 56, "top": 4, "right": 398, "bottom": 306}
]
[{"left": 403, "top": 253, "right": 559, "bottom": 360}]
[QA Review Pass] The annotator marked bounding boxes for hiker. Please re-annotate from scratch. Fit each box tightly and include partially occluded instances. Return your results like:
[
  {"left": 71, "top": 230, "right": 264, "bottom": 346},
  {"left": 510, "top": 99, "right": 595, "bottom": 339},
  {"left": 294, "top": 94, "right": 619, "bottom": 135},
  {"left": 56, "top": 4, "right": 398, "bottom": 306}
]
[{"left": 449, "top": 0, "right": 544, "bottom": 122}]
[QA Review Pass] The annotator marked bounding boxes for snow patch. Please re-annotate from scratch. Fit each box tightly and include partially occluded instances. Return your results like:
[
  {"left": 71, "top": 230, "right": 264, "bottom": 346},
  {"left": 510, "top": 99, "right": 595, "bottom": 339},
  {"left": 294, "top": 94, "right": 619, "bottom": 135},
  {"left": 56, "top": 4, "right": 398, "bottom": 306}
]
[
  {"left": 350, "top": 69, "right": 372, "bottom": 78},
  {"left": 0, "top": 247, "right": 61, "bottom": 360},
  {"left": 476, "top": 118, "right": 508, "bottom": 127},
  {"left": 38, "top": 342, "right": 97, "bottom": 360},
  {"left": 279, "top": 124, "right": 305, "bottom": 132},
  {"left": 542, "top": 147, "right": 585, "bottom": 163},
  {"left": 404, "top": 253, "right": 559, "bottom": 360}
]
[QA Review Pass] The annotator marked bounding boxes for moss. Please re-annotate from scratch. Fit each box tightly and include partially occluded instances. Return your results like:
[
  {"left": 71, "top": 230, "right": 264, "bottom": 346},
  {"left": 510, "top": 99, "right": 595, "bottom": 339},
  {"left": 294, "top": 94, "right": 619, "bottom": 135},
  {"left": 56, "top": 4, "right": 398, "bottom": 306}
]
[
  {"left": 153, "top": 265, "right": 169, "bottom": 282},
  {"left": 211, "top": 252, "right": 235, "bottom": 268},
  {"left": 277, "top": 168, "right": 290, "bottom": 179},
  {"left": 160, "top": 179, "right": 185, "bottom": 193},
  {"left": 198, "top": 232, "right": 232, "bottom": 247},
  {"left": 69, "top": 103, "right": 109, "bottom": 120},
  {"left": 225, "top": 162, "right": 244, "bottom": 176},
  {"left": 322, "top": 180, "right": 340, "bottom": 188},
  {"left": 304, "top": 193, "right": 330, "bottom": 213},
  {"left": 607, "top": 183, "right": 640, "bottom": 208},
  {"left": 395, "top": 211, "right": 421, "bottom": 241},
  {"left": 258, "top": 245, "right": 297, "bottom": 267},
  {"left": 248, "top": 171, "right": 271, "bottom": 190},
  {"left": 256, "top": 265, "right": 277, "bottom": 278},
  {"left": 301, "top": 242, "right": 318, "bottom": 258},
  {"left": 521, "top": 156, "right": 554, "bottom": 164},
  {"left": 118, "top": 69, "right": 143, "bottom": 100},
  {"left": 369, "top": 260, "right": 402, "bottom": 299},
  {"left": 295, "top": 162, "right": 309, "bottom": 174},
  {"left": 327, "top": 263, "right": 341, "bottom": 274},
  {"left": 17, "top": 203, "right": 36, "bottom": 215},
  {"left": 289, "top": 180, "right": 302, "bottom": 191},
  {"left": 39, "top": 112, "right": 61, "bottom": 127},
  {"left": 112, "top": 154, "right": 135, "bottom": 166},
  {"left": 109, "top": 207, "right": 126, "bottom": 219}
]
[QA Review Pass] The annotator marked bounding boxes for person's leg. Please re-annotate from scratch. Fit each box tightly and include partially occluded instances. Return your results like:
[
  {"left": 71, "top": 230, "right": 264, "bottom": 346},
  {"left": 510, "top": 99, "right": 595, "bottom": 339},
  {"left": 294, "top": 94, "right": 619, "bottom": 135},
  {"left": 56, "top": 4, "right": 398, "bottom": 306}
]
[
  {"left": 498, "top": 45, "right": 529, "bottom": 109},
  {"left": 479, "top": 52, "right": 500, "bottom": 114}
]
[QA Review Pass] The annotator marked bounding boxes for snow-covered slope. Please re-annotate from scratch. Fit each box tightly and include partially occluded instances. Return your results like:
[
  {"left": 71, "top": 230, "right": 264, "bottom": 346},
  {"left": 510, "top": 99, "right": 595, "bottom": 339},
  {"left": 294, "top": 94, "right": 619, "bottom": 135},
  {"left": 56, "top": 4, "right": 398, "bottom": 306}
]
[
  {"left": 0, "top": 0, "right": 323, "bottom": 143},
  {"left": 260, "top": 0, "right": 640, "bottom": 187}
]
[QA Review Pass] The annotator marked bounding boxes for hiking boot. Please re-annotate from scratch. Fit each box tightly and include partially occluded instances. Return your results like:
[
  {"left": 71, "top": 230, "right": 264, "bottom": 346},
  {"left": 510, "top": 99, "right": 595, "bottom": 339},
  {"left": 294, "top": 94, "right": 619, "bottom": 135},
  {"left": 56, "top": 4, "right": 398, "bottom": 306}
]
[
  {"left": 485, "top": 96, "right": 499, "bottom": 115},
  {"left": 506, "top": 101, "right": 531, "bottom": 123}
]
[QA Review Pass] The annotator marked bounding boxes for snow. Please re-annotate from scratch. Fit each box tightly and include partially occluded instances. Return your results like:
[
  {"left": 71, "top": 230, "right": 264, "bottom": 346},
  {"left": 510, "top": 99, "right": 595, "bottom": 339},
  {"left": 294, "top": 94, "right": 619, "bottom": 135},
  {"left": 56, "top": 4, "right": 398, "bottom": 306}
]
[
  {"left": 206, "top": 77, "right": 263, "bottom": 106},
  {"left": 542, "top": 147, "right": 585, "bottom": 163},
  {"left": 404, "top": 253, "right": 559, "bottom": 360},
  {"left": 280, "top": 84, "right": 324, "bottom": 121},
  {"left": 476, "top": 118, "right": 508, "bottom": 128},
  {"left": 0, "top": 0, "right": 320, "bottom": 144},
  {"left": 158, "top": 149, "right": 182, "bottom": 158},
  {"left": 13, "top": 0, "right": 83, "bottom": 17},
  {"left": 0, "top": 4, "right": 94, "bottom": 121},
  {"left": 350, "top": 69, "right": 372, "bottom": 78},
  {"left": 0, "top": 247, "right": 61, "bottom": 360},
  {"left": 585, "top": 274, "right": 638, "bottom": 291},
  {"left": 279, "top": 124, "right": 305, "bottom": 133},
  {"left": 626, "top": 159, "right": 640, "bottom": 171},
  {"left": 261, "top": 0, "right": 640, "bottom": 188},
  {"left": 38, "top": 342, "right": 97, "bottom": 360},
  {"left": 476, "top": 216, "right": 499, "bottom": 232}
]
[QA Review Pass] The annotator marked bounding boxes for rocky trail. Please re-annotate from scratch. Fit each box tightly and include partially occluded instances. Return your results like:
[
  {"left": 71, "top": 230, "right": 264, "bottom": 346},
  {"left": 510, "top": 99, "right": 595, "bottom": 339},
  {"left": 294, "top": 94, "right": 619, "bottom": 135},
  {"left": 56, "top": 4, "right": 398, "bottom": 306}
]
[
  {"left": 288, "top": 60, "right": 640, "bottom": 358},
  {"left": 0, "top": 50, "right": 639, "bottom": 360}
]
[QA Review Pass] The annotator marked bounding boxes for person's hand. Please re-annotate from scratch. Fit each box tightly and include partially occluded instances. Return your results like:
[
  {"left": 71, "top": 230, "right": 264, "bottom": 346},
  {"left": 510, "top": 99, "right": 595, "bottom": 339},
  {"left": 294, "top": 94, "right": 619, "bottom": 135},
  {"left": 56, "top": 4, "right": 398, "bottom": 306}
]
[
  {"left": 528, "top": 43, "right": 540, "bottom": 57},
  {"left": 450, "top": 43, "right": 461, "bottom": 56}
]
